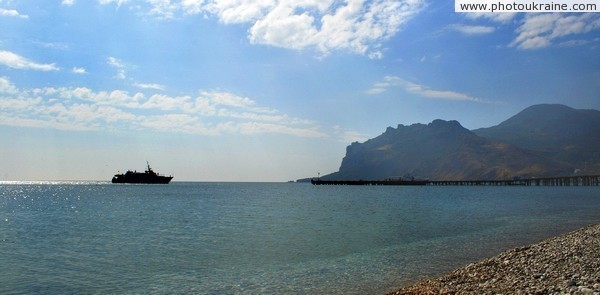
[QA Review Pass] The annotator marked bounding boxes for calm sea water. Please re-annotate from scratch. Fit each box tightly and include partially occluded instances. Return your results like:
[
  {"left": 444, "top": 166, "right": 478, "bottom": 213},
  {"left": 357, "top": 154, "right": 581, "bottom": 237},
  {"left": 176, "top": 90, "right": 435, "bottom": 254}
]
[{"left": 1, "top": 182, "right": 599, "bottom": 294}]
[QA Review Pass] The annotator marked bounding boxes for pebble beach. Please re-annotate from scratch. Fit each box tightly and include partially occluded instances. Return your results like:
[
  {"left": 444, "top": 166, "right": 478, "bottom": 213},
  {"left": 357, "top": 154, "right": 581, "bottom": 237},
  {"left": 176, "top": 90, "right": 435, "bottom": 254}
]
[{"left": 390, "top": 223, "right": 600, "bottom": 294}]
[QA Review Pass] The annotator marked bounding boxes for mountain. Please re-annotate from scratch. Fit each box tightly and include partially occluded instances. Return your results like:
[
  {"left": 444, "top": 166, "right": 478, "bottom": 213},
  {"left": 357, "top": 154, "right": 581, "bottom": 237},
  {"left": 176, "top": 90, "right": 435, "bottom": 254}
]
[
  {"left": 474, "top": 104, "right": 600, "bottom": 174},
  {"left": 321, "top": 104, "right": 599, "bottom": 181}
]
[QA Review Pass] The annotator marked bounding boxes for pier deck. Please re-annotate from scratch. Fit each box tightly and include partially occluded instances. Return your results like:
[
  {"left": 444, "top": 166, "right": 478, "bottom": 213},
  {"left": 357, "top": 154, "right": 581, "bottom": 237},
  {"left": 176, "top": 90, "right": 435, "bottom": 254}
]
[{"left": 311, "top": 175, "right": 600, "bottom": 186}]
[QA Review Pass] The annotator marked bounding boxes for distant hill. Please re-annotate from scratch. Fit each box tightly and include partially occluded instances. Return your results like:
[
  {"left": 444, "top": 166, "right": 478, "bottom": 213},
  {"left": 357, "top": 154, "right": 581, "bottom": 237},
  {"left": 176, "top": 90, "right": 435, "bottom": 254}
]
[
  {"left": 474, "top": 104, "right": 600, "bottom": 174},
  {"left": 320, "top": 104, "right": 599, "bottom": 181}
]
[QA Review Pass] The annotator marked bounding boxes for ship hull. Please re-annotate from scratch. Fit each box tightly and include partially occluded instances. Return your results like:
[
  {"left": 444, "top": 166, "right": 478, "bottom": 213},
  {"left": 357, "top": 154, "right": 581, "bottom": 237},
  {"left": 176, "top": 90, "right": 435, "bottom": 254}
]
[{"left": 111, "top": 175, "right": 173, "bottom": 184}]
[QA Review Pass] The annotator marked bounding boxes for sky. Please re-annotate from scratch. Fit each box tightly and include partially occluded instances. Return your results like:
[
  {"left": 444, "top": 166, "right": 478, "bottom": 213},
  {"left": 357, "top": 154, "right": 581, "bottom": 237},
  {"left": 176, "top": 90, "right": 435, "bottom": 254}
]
[{"left": 0, "top": 0, "right": 599, "bottom": 181}]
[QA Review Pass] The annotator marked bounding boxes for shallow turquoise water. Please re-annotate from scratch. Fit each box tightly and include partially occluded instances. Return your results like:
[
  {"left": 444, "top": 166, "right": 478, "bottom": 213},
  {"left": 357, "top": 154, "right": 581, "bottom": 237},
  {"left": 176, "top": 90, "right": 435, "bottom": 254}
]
[{"left": 1, "top": 182, "right": 599, "bottom": 294}]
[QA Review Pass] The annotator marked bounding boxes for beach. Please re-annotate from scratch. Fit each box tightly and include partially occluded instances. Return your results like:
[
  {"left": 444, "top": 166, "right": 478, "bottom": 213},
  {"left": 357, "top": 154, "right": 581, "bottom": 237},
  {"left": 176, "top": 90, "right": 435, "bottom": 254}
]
[{"left": 390, "top": 223, "right": 600, "bottom": 294}]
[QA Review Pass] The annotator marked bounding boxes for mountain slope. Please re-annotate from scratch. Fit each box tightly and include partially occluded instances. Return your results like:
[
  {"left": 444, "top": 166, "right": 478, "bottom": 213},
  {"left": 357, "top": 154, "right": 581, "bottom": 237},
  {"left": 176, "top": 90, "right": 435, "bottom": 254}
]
[
  {"left": 323, "top": 119, "right": 572, "bottom": 181},
  {"left": 474, "top": 104, "right": 600, "bottom": 174}
]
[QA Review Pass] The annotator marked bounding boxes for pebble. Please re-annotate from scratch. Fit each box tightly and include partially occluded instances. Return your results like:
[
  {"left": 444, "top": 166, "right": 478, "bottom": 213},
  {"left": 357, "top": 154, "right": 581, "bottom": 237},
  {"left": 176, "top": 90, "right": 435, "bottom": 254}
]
[{"left": 389, "top": 223, "right": 600, "bottom": 294}]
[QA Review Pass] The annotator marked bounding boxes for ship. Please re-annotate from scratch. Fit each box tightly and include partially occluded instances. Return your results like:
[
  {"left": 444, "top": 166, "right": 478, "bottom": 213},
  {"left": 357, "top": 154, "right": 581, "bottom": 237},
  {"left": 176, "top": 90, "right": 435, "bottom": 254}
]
[{"left": 112, "top": 162, "right": 173, "bottom": 184}]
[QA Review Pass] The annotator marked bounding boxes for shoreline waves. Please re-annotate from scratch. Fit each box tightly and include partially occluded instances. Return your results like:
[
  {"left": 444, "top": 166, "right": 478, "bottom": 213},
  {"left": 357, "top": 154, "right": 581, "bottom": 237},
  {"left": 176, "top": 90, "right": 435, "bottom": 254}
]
[{"left": 390, "top": 223, "right": 600, "bottom": 294}]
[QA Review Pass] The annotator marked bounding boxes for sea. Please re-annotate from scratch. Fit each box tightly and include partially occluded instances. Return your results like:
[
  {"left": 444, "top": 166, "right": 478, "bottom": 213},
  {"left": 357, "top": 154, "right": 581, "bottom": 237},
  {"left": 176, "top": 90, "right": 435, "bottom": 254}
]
[{"left": 1, "top": 182, "right": 599, "bottom": 294}]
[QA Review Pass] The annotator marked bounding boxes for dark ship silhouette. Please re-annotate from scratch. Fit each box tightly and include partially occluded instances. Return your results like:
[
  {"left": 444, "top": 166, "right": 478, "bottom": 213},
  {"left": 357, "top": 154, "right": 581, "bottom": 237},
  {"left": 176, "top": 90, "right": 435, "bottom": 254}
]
[{"left": 112, "top": 162, "right": 173, "bottom": 184}]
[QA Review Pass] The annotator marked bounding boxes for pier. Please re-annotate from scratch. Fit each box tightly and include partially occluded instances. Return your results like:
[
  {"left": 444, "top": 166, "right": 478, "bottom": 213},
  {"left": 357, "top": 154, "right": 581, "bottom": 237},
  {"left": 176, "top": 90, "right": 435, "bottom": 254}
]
[
  {"left": 310, "top": 179, "right": 428, "bottom": 186},
  {"left": 311, "top": 175, "right": 600, "bottom": 186}
]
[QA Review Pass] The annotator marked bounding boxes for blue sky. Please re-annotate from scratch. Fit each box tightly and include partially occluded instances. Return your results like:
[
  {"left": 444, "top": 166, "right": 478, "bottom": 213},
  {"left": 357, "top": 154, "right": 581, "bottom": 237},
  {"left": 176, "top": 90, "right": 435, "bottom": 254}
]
[{"left": 1, "top": 0, "right": 599, "bottom": 181}]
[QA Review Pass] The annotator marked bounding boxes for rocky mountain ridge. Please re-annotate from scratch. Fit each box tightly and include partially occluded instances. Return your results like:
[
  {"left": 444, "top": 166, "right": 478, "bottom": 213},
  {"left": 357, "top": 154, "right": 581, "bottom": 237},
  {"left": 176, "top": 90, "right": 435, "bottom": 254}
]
[{"left": 321, "top": 104, "right": 600, "bottom": 181}]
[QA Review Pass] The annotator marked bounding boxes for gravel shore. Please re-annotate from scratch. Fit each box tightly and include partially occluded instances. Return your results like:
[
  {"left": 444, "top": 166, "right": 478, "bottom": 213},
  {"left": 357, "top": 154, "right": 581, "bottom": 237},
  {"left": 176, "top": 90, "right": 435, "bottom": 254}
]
[{"left": 390, "top": 223, "right": 600, "bottom": 294}]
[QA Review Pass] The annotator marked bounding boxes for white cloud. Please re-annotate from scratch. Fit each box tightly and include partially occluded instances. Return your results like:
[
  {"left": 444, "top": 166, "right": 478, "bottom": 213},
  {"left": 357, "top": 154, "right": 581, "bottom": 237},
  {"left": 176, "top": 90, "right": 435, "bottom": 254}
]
[
  {"left": 0, "top": 50, "right": 59, "bottom": 71},
  {"left": 72, "top": 67, "right": 87, "bottom": 74},
  {"left": 146, "top": 0, "right": 181, "bottom": 18},
  {"left": 216, "top": 108, "right": 288, "bottom": 123},
  {"left": 556, "top": 39, "right": 591, "bottom": 47},
  {"left": 243, "top": 0, "right": 426, "bottom": 57},
  {"left": 0, "top": 96, "right": 41, "bottom": 111},
  {"left": 142, "top": 94, "right": 191, "bottom": 110},
  {"left": 465, "top": 12, "right": 517, "bottom": 24},
  {"left": 181, "top": 0, "right": 204, "bottom": 15},
  {"left": 107, "top": 56, "right": 125, "bottom": 68},
  {"left": 0, "top": 76, "right": 325, "bottom": 138},
  {"left": 248, "top": 3, "right": 319, "bottom": 50},
  {"left": 0, "top": 76, "right": 18, "bottom": 94},
  {"left": 61, "top": 104, "right": 137, "bottom": 124},
  {"left": 448, "top": 24, "right": 495, "bottom": 35},
  {"left": 138, "top": 113, "right": 209, "bottom": 134},
  {"left": 0, "top": 8, "right": 28, "bottom": 19},
  {"left": 60, "top": 87, "right": 146, "bottom": 109},
  {"left": 366, "top": 87, "right": 386, "bottom": 95},
  {"left": 462, "top": 12, "right": 600, "bottom": 50},
  {"left": 133, "top": 82, "right": 165, "bottom": 90},
  {"left": 367, "top": 76, "right": 483, "bottom": 103},
  {"left": 107, "top": 56, "right": 127, "bottom": 79},
  {"left": 97, "top": 0, "right": 426, "bottom": 58},
  {"left": 61, "top": 0, "right": 76, "bottom": 6},
  {"left": 98, "top": 0, "right": 130, "bottom": 8},
  {"left": 204, "top": 0, "right": 275, "bottom": 24},
  {"left": 200, "top": 90, "right": 255, "bottom": 108},
  {"left": 107, "top": 58, "right": 166, "bottom": 91},
  {"left": 98, "top": 0, "right": 206, "bottom": 18},
  {"left": 32, "top": 41, "right": 69, "bottom": 50},
  {"left": 510, "top": 13, "right": 600, "bottom": 50},
  {"left": 236, "top": 121, "right": 324, "bottom": 138}
]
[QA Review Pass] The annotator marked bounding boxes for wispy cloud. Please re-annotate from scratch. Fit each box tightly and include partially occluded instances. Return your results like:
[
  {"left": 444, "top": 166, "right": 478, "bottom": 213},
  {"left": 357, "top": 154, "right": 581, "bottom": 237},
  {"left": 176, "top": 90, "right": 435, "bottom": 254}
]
[
  {"left": 419, "top": 54, "right": 442, "bottom": 63},
  {"left": 556, "top": 38, "right": 595, "bottom": 48},
  {"left": 0, "top": 76, "right": 326, "bottom": 138},
  {"left": 107, "top": 56, "right": 127, "bottom": 79},
  {"left": 72, "top": 67, "right": 87, "bottom": 74},
  {"left": 464, "top": 12, "right": 518, "bottom": 24},
  {"left": 107, "top": 57, "right": 167, "bottom": 91},
  {"left": 367, "top": 76, "right": 483, "bottom": 103},
  {"left": 0, "top": 50, "right": 59, "bottom": 71},
  {"left": 98, "top": 0, "right": 427, "bottom": 58},
  {"left": 98, "top": 0, "right": 130, "bottom": 8},
  {"left": 510, "top": 13, "right": 600, "bottom": 50},
  {"left": 0, "top": 8, "right": 29, "bottom": 19},
  {"left": 133, "top": 82, "right": 165, "bottom": 91},
  {"left": 462, "top": 12, "right": 600, "bottom": 50},
  {"left": 0, "top": 76, "right": 18, "bottom": 94},
  {"left": 31, "top": 40, "right": 69, "bottom": 50},
  {"left": 448, "top": 24, "right": 495, "bottom": 35},
  {"left": 61, "top": 0, "right": 76, "bottom": 6}
]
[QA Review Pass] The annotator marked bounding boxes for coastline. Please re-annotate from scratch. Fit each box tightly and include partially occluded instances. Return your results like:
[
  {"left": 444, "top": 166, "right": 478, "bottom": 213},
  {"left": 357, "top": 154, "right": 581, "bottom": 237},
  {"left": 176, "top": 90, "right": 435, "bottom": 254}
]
[{"left": 389, "top": 223, "right": 600, "bottom": 294}]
